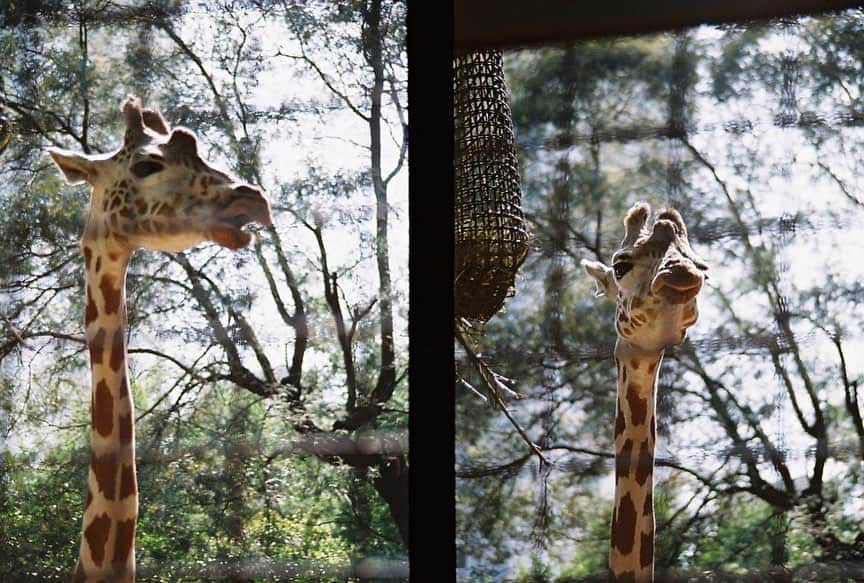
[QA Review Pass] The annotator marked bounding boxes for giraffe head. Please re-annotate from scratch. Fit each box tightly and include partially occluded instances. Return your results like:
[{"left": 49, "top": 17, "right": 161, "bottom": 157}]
[
  {"left": 49, "top": 96, "right": 272, "bottom": 256},
  {"left": 583, "top": 202, "right": 708, "bottom": 353}
]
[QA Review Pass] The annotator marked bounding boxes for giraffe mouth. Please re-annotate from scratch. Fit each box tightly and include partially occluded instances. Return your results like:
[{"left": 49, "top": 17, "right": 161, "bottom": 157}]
[
  {"left": 211, "top": 215, "right": 264, "bottom": 250},
  {"left": 210, "top": 187, "right": 273, "bottom": 250},
  {"left": 210, "top": 224, "right": 254, "bottom": 249},
  {"left": 223, "top": 213, "right": 254, "bottom": 229},
  {"left": 652, "top": 269, "right": 703, "bottom": 304},
  {"left": 209, "top": 193, "right": 273, "bottom": 250}
]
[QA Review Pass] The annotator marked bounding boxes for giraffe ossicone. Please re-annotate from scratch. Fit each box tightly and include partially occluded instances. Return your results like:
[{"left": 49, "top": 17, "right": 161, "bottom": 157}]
[
  {"left": 49, "top": 96, "right": 272, "bottom": 583},
  {"left": 582, "top": 202, "right": 708, "bottom": 582}
]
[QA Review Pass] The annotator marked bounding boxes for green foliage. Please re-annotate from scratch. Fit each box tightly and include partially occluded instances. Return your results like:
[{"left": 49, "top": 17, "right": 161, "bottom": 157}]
[
  {"left": 0, "top": 444, "right": 85, "bottom": 581},
  {"left": 684, "top": 497, "right": 779, "bottom": 571},
  {"left": 0, "top": 379, "right": 403, "bottom": 580},
  {"left": 507, "top": 39, "right": 671, "bottom": 136},
  {"left": 514, "top": 555, "right": 553, "bottom": 582},
  {"left": 557, "top": 497, "right": 612, "bottom": 579},
  {"left": 803, "top": 12, "right": 864, "bottom": 101},
  {"left": 709, "top": 27, "right": 770, "bottom": 102}
]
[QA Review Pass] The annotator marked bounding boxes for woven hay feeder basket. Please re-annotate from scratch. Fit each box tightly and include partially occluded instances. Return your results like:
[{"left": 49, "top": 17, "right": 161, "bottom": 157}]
[{"left": 454, "top": 50, "right": 529, "bottom": 323}]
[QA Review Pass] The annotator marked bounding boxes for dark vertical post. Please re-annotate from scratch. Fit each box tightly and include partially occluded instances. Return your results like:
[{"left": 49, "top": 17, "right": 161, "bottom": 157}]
[{"left": 408, "top": 1, "right": 455, "bottom": 580}]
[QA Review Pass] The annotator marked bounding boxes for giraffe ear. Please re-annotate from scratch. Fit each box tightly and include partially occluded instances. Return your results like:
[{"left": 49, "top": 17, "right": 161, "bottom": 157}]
[
  {"left": 48, "top": 148, "right": 99, "bottom": 185},
  {"left": 581, "top": 259, "right": 618, "bottom": 300},
  {"left": 166, "top": 128, "right": 199, "bottom": 157}
]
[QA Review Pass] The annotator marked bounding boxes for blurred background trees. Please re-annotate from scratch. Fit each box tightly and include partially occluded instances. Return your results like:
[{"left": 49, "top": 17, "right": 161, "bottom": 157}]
[
  {"left": 456, "top": 10, "right": 864, "bottom": 581},
  {"left": 0, "top": 1, "right": 407, "bottom": 580}
]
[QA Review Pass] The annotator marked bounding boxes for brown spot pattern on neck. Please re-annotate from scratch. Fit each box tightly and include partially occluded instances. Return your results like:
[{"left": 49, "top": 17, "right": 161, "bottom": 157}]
[
  {"left": 118, "top": 374, "right": 129, "bottom": 400},
  {"left": 616, "top": 439, "right": 633, "bottom": 479},
  {"left": 89, "top": 329, "right": 106, "bottom": 365},
  {"left": 99, "top": 274, "right": 121, "bottom": 315},
  {"left": 118, "top": 412, "right": 133, "bottom": 444},
  {"left": 109, "top": 329, "right": 124, "bottom": 372},
  {"left": 639, "top": 531, "right": 654, "bottom": 568},
  {"left": 625, "top": 382, "right": 648, "bottom": 425},
  {"left": 85, "top": 288, "right": 99, "bottom": 328},
  {"left": 611, "top": 494, "right": 637, "bottom": 554},
  {"left": 615, "top": 406, "right": 626, "bottom": 439},
  {"left": 84, "top": 512, "right": 111, "bottom": 565},
  {"left": 119, "top": 464, "right": 137, "bottom": 499},
  {"left": 635, "top": 440, "right": 652, "bottom": 486},
  {"left": 91, "top": 451, "right": 117, "bottom": 500},
  {"left": 92, "top": 380, "right": 114, "bottom": 437},
  {"left": 113, "top": 518, "right": 136, "bottom": 564}
]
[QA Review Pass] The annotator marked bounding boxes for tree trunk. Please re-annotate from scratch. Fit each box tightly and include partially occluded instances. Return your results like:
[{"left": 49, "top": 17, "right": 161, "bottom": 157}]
[
  {"left": 366, "top": 0, "right": 397, "bottom": 405},
  {"left": 372, "top": 456, "right": 410, "bottom": 545}
]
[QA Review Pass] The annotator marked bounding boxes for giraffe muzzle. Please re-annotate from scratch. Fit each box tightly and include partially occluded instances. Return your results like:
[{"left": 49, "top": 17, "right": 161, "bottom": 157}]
[
  {"left": 651, "top": 268, "right": 703, "bottom": 304},
  {"left": 215, "top": 186, "right": 272, "bottom": 228},
  {"left": 209, "top": 184, "right": 273, "bottom": 249},
  {"left": 228, "top": 185, "right": 273, "bottom": 226}
]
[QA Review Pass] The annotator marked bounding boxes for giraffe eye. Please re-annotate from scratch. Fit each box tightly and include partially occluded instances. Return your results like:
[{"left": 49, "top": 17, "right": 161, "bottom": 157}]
[
  {"left": 613, "top": 262, "right": 633, "bottom": 279},
  {"left": 130, "top": 160, "right": 164, "bottom": 178}
]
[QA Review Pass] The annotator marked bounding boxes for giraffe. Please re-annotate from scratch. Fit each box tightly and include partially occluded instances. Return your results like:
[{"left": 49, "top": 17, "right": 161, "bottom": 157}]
[
  {"left": 582, "top": 202, "right": 708, "bottom": 582},
  {"left": 49, "top": 96, "right": 272, "bottom": 582}
]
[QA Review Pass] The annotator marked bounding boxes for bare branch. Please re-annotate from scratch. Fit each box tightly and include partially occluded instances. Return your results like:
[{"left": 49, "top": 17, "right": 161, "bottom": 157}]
[
  {"left": 312, "top": 224, "right": 358, "bottom": 411},
  {"left": 456, "top": 325, "right": 548, "bottom": 465},
  {"left": 274, "top": 48, "right": 370, "bottom": 122},
  {"left": 193, "top": 267, "right": 277, "bottom": 384},
  {"left": 171, "top": 252, "right": 275, "bottom": 397},
  {"left": 818, "top": 160, "right": 864, "bottom": 208},
  {"left": 261, "top": 224, "right": 308, "bottom": 387}
]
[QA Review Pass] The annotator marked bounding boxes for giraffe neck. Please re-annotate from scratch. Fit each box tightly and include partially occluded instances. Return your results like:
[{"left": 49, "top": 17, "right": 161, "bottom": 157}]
[
  {"left": 610, "top": 339, "right": 663, "bottom": 583},
  {"left": 74, "top": 241, "right": 137, "bottom": 583}
]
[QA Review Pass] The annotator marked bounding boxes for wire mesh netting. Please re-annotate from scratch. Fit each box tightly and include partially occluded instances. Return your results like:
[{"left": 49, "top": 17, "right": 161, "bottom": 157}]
[{"left": 454, "top": 49, "right": 529, "bottom": 322}]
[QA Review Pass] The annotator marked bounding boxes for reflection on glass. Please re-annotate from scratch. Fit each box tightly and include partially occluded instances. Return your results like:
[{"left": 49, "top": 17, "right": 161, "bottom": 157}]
[{"left": 456, "top": 11, "right": 864, "bottom": 581}]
